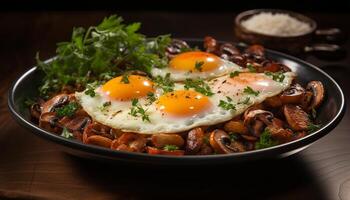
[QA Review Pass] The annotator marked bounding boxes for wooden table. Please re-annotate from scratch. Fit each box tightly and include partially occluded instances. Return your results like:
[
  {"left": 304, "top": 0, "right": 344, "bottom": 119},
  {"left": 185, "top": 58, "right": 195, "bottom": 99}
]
[{"left": 1, "top": 11, "right": 349, "bottom": 200}]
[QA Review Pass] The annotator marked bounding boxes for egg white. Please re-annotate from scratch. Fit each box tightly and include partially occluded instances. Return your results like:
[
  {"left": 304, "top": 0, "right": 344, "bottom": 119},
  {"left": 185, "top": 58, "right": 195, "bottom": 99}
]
[
  {"left": 151, "top": 58, "right": 244, "bottom": 82},
  {"left": 76, "top": 72, "right": 295, "bottom": 134}
]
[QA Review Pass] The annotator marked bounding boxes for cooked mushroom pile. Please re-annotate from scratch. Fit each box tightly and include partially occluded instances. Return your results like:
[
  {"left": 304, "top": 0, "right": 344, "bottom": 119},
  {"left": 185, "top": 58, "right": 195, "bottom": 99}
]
[{"left": 29, "top": 36, "right": 325, "bottom": 156}]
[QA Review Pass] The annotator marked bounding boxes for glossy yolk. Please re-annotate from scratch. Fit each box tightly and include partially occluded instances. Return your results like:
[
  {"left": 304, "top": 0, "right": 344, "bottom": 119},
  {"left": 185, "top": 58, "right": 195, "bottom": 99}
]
[
  {"left": 101, "top": 75, "right": 154, "bottom": 101},
  {"left": 157, "top": 90, "right": 211, "bottom": 117},
  {"left": 169, "top": 51, "right": 223, "bottom": 72}
]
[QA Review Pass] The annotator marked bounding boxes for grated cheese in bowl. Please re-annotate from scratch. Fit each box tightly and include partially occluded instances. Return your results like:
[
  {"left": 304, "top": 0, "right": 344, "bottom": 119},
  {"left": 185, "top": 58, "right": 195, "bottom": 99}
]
[{"left": 241, "top": 12, "right": 313, "bottom": 37}]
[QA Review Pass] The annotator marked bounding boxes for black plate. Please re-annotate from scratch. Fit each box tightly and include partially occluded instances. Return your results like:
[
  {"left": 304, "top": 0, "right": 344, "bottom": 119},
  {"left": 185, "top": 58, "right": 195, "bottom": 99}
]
[{"left": 8, "top": 39, "right": 346, "bottom": 165}]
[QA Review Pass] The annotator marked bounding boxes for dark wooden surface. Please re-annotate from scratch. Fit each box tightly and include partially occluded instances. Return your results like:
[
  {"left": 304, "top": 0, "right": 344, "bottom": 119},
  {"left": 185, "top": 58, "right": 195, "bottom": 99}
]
[{"left": 1, "top": 11, "right": 350, "bottom": 200}]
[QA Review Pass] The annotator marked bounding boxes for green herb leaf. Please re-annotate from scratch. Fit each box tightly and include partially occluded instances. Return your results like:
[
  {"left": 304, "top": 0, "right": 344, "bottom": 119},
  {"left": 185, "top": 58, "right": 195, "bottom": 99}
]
[
  {"left": 121, "top": 74, "right": 130, "bottom": 84},
  {"left": 265, "top": 71, "right": 285, "bottom": 82},
  {"left": 229, "top": 133, "right": 238, "bottom": 141},
  {"left": 230, "top": 71, "right": 240, "bottom": 78},
  {"left": 195, "top": 61, "right": 204, "bottom": 72},
  {"left": 129, "top": 99, "right": 150, "bottom": 122},
  {"left": 307, "top": 122, "right": 320, "bottom": 133},
  {"left": 238, "top": 97, "right": 250, "bottom": 105},
  {"left": 55, "top": 102, "right": 79, "bottom": 117},
  {"left": 184, "top": 78, "right": 214, "bottom": 96},
  {"left": 99, "top": 101, "right": 111, "bottom": 112},
  {"left": 154, "top": 73, "right": 174, "bottom": 93},
  {"left": 146, "top": 92, "right": 156, "bottom": 105},
  {"left": 163, "top": 145, "right": 179, "bottom": 151},
  {"left": 243, "top": 86, "right": 260, "bottom": 96},
  {"left": 61, "top": 127, "right": 74, "bottom": 139},
  {"left": 255, "top": 129, "right": 278, "bottom": 149},
  {"left": 247, "top": 63, "right": 256, "bottom": 72},
  {"left": 84, "top": 82, "right": 99, "bottom": 97},
  {"left": 218, "top": 98, "right": 236, "bottom": 111}
]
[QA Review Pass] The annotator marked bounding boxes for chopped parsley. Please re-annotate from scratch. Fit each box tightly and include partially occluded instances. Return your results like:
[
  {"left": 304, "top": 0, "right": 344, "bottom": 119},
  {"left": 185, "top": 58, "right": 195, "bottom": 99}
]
[
  {"left": 99, "top": 101, "right": 111, "bottom": 112},
  {"left": 255, "top": 129, "right": 278, "bottom": 149},
  {"left": 265, "top": 71, "right": 285, "bottom": 82},
  {"left": 195, "top": 61, "right": 204, "bottom": 72},
  {"left": 55, "top": 102, "right": 79, "bottom": 117},
  {"left": 238, "top": 97, "right": 250, "bottom": 105},
  {"left": 218, "top": 96, "right": 236, "bottom": 111},
  {"left": 184, "top": 78, "right": 214, "bottom": 96},
  {"left": 84, "top": 83, "right": 98, "bottom": 97},
  {"left": 129, "top": 99, "right": 150, "bottom": 122},
  {"left": 154, "top": 73, "right": 174, "bottom": 93},
  {"left": 163, "top": 145, "right": 179, "bottom": 151},
  {"left": 307, "top": 122, "right": 321, "bottom": 133},
  {"left": 61, "top": 127, "right": 74, "bottom": 139},
  {"left": 243, "top": 86, "right": 260, "bottom": 96},
  {"left": 247, "top": 63, "right": 256, "bottom": 72},
  {"left": 230, "top": 71, "right": 240, "bottom": 78},
  {"left": 120, "top": 74, "right": 130, "bottom": 84},
  {"left": 146, "top": 92, "right": 157, "bottom": 105}
]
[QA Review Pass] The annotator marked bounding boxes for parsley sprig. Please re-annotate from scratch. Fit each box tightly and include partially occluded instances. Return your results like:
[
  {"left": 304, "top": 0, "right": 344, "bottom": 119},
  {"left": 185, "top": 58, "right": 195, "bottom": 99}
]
[
  {"left": 163, "top": 145, "right": 179, "bottom": 151},
  {"left": 194, "top": 61, "right": 204, "bottom": 72},
  {"left": 61, "top": 128, "right": 74, "bottom": 139},
  {"left": 243, "top": 86, "right": 260, "bottom": 96},
  {"left": 55, "top": 102, "right": 79, "bottom": 117},
  {"left": 129, "top": 99, "right": 150, "bottom": 122},
  {"left": 265, "top": 71, "right": 285, "bottom": 82},
  {"left": 184, "top": 78, "right": 214, "bottom": 96},
  {"left": 218, "top": 96, "right": 236, "bottom": 111},
  {"left": 154, "top": 73, "right": 174, "bottom": 93},
  {"left": 255, "top": 129, "right": 278, "bottom": 149},
  {"left": 230, "top": 71, "right": 240, "bottom": 78}
]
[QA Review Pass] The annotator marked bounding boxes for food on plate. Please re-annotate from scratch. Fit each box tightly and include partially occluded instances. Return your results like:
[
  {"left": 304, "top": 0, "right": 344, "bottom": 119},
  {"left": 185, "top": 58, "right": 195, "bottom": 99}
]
[{"left": 28, "top": 15, "right": 324, "bottom": 156}]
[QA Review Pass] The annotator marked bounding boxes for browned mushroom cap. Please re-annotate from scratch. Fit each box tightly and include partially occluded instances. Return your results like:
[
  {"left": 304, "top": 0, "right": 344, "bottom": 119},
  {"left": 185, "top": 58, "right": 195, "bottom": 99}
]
[
  {"left": 224, "top": 120, "right": 247, "bottom": 134},
  {"left": 30, "top": 103, "right": 41, "bottom": 120},
  {"left": 39, "top": 112, "right": 61, "bottom": 133},
  {"left": 209, "top": 129, "right": 233, "bottom": 154},
  {"left": 264, "top": 95, "right": 283, "bottom": 108},
  {"left": 151, "top": 133, "right": 184, "bottom": 149},
  {"left": 41, "top": 94, "right": 69, "bottom": 113},
  {"left": 219, "top": 43, "right": 240, "bottom": 56},
  {"left": 166, "top": 39, "right": 190, "bottom": 59},
  {"left": 185, "top": 128, "right": 204, "bottom": 154},
  {"left": 283, "top": 105, "right": 310, "bottom": 131},
  {"left": 111, "top": 133, "right": 147, "bottom": 152},
  {"left": 243, "top": 110, "right": 274, "bottom": 137},
  {"left": 244, "top": 45, "right": 265, "bottom": 57},
  {"left": 280, "top": 84, "right": 306, "bottom": 105},
  {"left": 204, "top": 36, "right": 218, "bottom": 53},
  {"left": 306, "top": 81, "right": 325, "bottom": 110},
  {"left": 209, "top": 129, "right": 245, "bottom": 154},
  {"left": 58, "top": 116, "right": 91, "bottom": 132},
  {"left": 266, "top": 118, "right": 293, "bottom": 143}
]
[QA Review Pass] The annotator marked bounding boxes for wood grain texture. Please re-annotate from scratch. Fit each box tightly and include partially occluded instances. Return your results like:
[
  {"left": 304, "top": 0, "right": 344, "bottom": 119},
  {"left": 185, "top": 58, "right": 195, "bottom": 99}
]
[{"left": 0, "top": 11, "right": 349, "bottom": 200}]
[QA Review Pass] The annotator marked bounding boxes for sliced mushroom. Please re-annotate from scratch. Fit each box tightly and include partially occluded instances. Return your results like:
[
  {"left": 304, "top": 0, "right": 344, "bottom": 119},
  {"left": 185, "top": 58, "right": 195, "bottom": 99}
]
[
  {"left": 306, "top": 81, "right": 325, "bottom": 110},
  {"left": 39, "top": 112, "right": 60, "bottom": 133},
  {"left": 41, "top": 94, "right": 69, "bottom": 113},
  {"left": 283, "top": 105, "right": 310, "bottom": 131},
  {"left": 166, "top": 39, "right": 190, "bottom": 59},
  {"left": 280, "top": 84, "right": 306, "bottom": 105},
  {"left": 204, "top": 36, "right": 218, "bottom": 53},
  {"left": 58, "top": 116, "right": 91, "bottom": 132},
  {"left": 264, "top": 95, "right": 283, "bottom": 108},
  {"left": 223, "top": 120, "right": 247, "bottom": 134},
  {"left": 209, "top": 129, "right": 232, "bottom": 154},
  {"left": 151, "top": 133, "right": 184, "bottom": 149},
  {"left": 266, "top": 118, "right": 293, "bottom": 143},
  {"left": 30, "top": 103, "right": 42, "bottom": 120},
  {"left": 147, "top": 147, "right": 185, "bottom": 156},
  {"left": 243, "top": 110, "right": 274, "bottom": 136},
  {"left": 197, "top": 143, "right": 213, "bottom": 155},
  {"left": 111, "top": 133, "right": 147, "bottom": 152},
  {"left": 85, "top": 135, "right": 112, "bottom": 148},
  {"left": 218, "top": 43, "right": 240, "bottom": 56},
  {"left": 245, "top": 44, "right": 265, "bottom": 57},
  {"left": 185, "top": 128, "right": 204, "bottom": 154}
]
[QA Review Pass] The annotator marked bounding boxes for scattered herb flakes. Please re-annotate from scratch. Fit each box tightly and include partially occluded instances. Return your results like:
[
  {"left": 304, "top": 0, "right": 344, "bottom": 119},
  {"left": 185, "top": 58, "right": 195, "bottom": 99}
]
[
  {"left": 230, "top": 71, "right": 240, "bottom": 78},
  {"left": 99, "top": 101, "right": 111, "bottom": 112},
  {"left": 265, "top": 71, "right": 285, "bottom": 82},
  {"left": 154, "top": 73, "right": 174, "bottom": 93},
  {"left": 243, "top": 86, "right": 260, "bottom": 96},
  {"left": 146, "top": 92, "right": 157, "bottom": 105},
  {"left": 84, "top": 82, "right": 99, "bottom": 97},
  {"left": 238, "top": 97, "right": 250, "bottom": 105},
  {"left": 163, "top": 145, "right": 179, "bottom": 151},
  {"left": 120, "top": 74, "right": 130, "bottom": 84},
  {"left": 246, "top": 63, "right": 256, "bottom": 72},
  {"left": 184, "top": 78, "right": 214, "bottom": 96},
  {"left": 55, "top": 102, "right": 79, "bottom": 117},
  {"left": 218, "top": 97, "right": 236, "bottom": 111},
  {"left": 307, "top": 122, "right": 321, "bottom": 133},
  {"left": 61, "top": 128, "right": 74, "bottom": 139},
  {"left": 129, "top": 99, "right": 150, "bottom": 122},
  {"left": 255, "top": 129, "right": 278, "bottom": 149},
  {"left": 195, "top": 61, "right": 204, "bottom": 72}
]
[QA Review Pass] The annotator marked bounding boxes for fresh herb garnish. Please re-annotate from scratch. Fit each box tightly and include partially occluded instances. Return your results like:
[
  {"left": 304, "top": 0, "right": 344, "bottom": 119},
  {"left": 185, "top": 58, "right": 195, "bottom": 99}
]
[
  {"left": 238, "top": 97, "right": 250, "bottom": 105},
  {"left": 307, "top": 122, "right": 320, "bottom": 133},
  {"left": 36, "top": 15, "right": 171, "bottom": 98},
  {"left": 129, "top": 98, "right": 150, "bottom": 122},
  {"left": 61, "top": 127, "right": 74, "bottom": 139},
  {"left": 195, "top": 61, "right": 204, "bottom": 72},
  {"left": 265, "top": 71, "right": 285, "bottom": 82},
  {"left": 55, "top": 102, "right": 79, "bottom": 117},
  {"left": 163, "top": 145, "right": 179, "bottom": 151},
  {"left": 154, "top": 73, "right": 174, "bottom": 93},
  {"left": 229, "top": 133, "right": 238, "bottom": 141},
  {"left": 243, "top": 86, "right": 260, "bottom": 96},
  {"left": 99, "top": 101, "right": 111, "bottom": 112},
  {"left": 230, "top": 71, "right": 240, "bottom": 78},
  {"left": 184, "top": 78, "right": 214, "bottom": 96},
  {"left": 255, "top": 129, "right": 278, "bottom": 149},
  {"left": 121, "top": 74, "right": 130, "bottom": 84},
  {"left": 218, "top": 96, "right": 236, "bottom": 111},
  {"left": 24, "top": 98, "right": 36, "bottom": 107},
  {"left": 247, "top": 63, "right": 256, "bottom": 72},
  {"left": 84, "top": 82, "right": 99, "bottom": 97},
  {"left": 146, "top": 92, "right": 156, "bottom": 105}
]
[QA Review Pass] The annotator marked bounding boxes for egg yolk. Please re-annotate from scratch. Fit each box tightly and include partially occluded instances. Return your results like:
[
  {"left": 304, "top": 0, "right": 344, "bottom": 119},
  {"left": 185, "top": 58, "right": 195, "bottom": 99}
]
[
  {"left": 101, "top": 75, "right": 154, "bottom": 101},
  {"left": 169, "top": 51, "right": 223, "bottom": 72},
  {"left": 157, "top": 90, "right": 211, "bottom": 117}
]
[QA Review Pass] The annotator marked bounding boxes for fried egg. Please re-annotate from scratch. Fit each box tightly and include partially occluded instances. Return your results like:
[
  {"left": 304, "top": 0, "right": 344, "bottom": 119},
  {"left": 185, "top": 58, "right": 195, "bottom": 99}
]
[
  {"left": 76, "top": 72, "right": 295, "bottom": 134},
  {"left": 151, "top": 51, "right": 244, "bottom": 81}
]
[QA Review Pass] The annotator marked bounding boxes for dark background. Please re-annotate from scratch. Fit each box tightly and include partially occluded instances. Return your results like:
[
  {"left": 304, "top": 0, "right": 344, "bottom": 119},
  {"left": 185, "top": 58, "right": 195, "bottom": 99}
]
[{"left": 1, "top": 1, "right": 350, "bottom": 200}]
